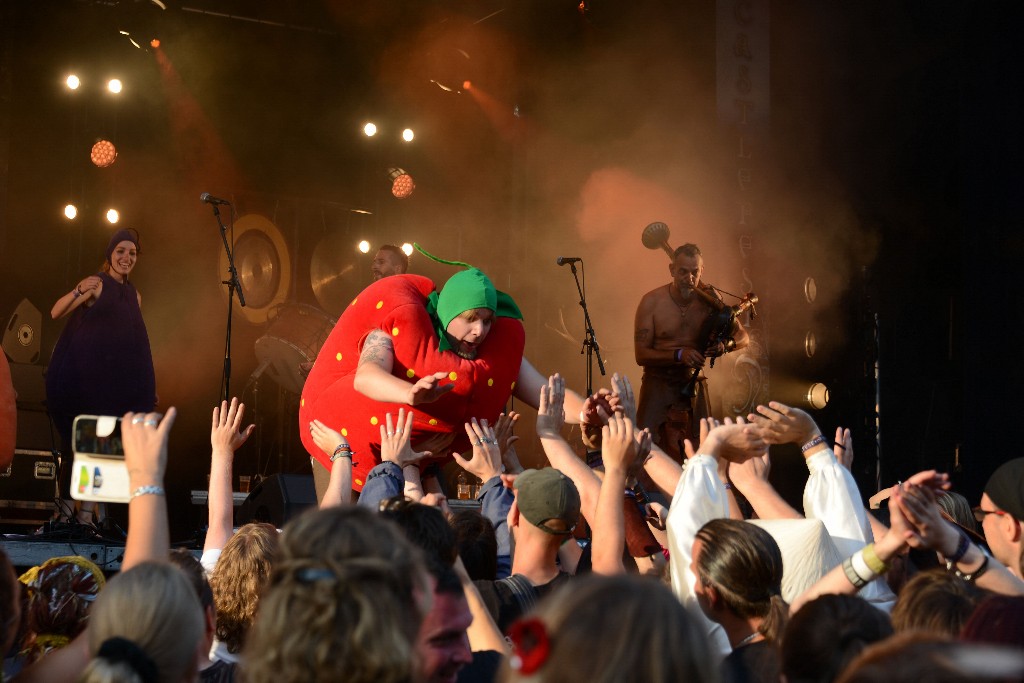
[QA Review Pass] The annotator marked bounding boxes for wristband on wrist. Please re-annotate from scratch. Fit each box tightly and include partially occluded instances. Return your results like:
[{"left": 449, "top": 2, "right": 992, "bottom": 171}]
[
  {"left": 850, "top": 548, "right": 879, "bottom": 585},
  {"left": 943, "top": 528, "right": 970, "bottom": 564},
  {"left": 842, "top": 556, "right": 869, "bottom": 589},
  {"left": 948, "top": 553, "right": 989, "bottom": 583},
  {"left": 800, "top": 434, "right": 827, "bottom": 453},
  {"left": 331, "top": 444, "right": 353, "bottom": 462},
  {"left": 131, "top": 485, "right": 165, "bottom": 499},
  {"left": 861, "top": 543, "right": 890, "bottom": 575},
  {"left": 72, "top": 287, "right": 82, "bottom": 299}
]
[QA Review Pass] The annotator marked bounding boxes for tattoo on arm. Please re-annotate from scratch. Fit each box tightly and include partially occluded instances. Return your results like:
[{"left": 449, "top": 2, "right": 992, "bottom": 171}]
[{"left": 359, "top": 330, "right": 394, "bottom": 367}]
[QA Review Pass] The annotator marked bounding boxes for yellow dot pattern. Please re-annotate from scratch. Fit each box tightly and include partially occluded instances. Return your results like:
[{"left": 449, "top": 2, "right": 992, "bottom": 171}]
[
  {"left": 511, "top": 381, "right": 517, "bottom": 390},
  {"left": 335, "top": 352, "right": 342, "bottom": 361},
  {"left": 376, "top": 300, "right": 384, "bottom": 309},
  {"left": 355, "top": 478, "right": 363, "bottom": 486},
  {"left": 406, "top": 369, "right": 416, "bottom": 378},
  {"left": 487, "top": 378, "right": 494, "bottom": 387},
  {"left": 351, "top": 298, "right": 358, "bottom": 306},
  {"left": 392, "top": 327, "right": 400, "bottom": 336},
  {"left": 341, "top": 428, "right": 348, "bottom": 437},
  {"left": 300, "top": 398, "right": 305, "bottom": 407},
  {"left": 370, "top": 416, "right": 379, "bottom": 426},
  {"left": 449, "top": 372, "right": 458, "bottom": 381},
  {"left": 429, "top": 419, "right": 438, "bottom": 426}
]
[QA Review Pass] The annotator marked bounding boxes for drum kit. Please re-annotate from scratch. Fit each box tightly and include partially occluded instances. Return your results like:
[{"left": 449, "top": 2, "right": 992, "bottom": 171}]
[{"left": 226, "top": 215, "right": 369, "bottom": 396}]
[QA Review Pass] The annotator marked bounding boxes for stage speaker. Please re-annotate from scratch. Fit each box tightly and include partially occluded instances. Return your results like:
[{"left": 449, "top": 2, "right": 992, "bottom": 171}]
[
  {"left": 236, "top": 474, "right": 316, "bottom": 528},
  {"left": 2, "top": 299, "right": 42, "bottom": 364}
]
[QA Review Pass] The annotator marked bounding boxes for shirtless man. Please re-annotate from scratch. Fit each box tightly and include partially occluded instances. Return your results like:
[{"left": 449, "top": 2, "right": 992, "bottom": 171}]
[
  {"left": 372, "top": 244, "right": 409, "bottom": 280},
  {"left": 633, "top": 243, "right": 748, "bottom": 462}
]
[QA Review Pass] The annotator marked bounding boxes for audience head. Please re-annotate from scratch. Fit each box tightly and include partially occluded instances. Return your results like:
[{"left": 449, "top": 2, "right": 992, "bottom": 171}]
[
  {"left": 417, "top": 560, "right": 473, "bottom": 683},
  {"left": 372, "top": 245, "right": 409, "bottom": 280},
  {"left": 890, "top": 569, "right": 986, "bottom": 637},
  {"left": 980, "top": 458, "right": 1024, "bottom": 576},
  {"left": 513, "top": 468, "right": 581, "bottom": 536},
  {"left": 960, "top": 594, "right": 1024, "bottom": 648},
  {"left": 19, "top": 555, "right": 106, "bottom": 661},
  {"left": 836, "top": 632, "right": 1024, "bottom": 683},
  {"left": 0, "top": 549, "right": 21, "bottom": 657},
  {"left": 379, "top": 497, "right": 458, "bottom": 566},
  {"left": 82, "top": 561, "right": 204, "bottom": 683},
  {"left": 208, "top": 521, "right": 278, "bottom": 655},
  {"left": 243, "top": 506, "right": 428, "bottom": 683},
  {"left": 501, "top": 574, "right": 716, "bottom": 683},
  {"left": 168, "top": 548, "right": 216, "bottom": 658},
  {"left": 692, "top": 518, "right": 788, "bottom": 643},
  {"left": 781, "top": 594, "right": 893, "bottom": 683},
  {"left": 450, "top": 509, "right": 498, "bottom": 581},
  {"left": 936, "top": 490, "right": 977, "bottom": 534}
]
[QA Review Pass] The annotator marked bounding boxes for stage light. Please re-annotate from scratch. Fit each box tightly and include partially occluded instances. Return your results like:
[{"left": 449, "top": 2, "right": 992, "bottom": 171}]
[
  {"left": 90, "top": 140, "right": 117, "bottom": 167},
  {"left": 804, "top": 277, "right": 817, "bottom": 304},
  {"left": 804, "top": 331, "right": 817, "bottom": 358},
  {"left": 358, "top": 240, "right": 370, "bottom": 253},
  {"left": 106, "top": 209, "right": 120, "bottom": 224},
  {"left": 150, "top": 39, "right": 160, "bottom": 48},
  {"left": 806, "top": 382, "right": 829, "bottom": 410},
  {"left": 66, "top": 74, "right": 81, "bottom": 90},
  {"left": 462, "top": 80, "right": 472, "bottom": 91},
  {"left": 401, "top": 128, "right": 414, "bottom": 142},
  {"left": 401, "top": 243, "right": 413, "bottom": 256},
  {"left": 107, "top": 79, "right": 123, "bottom": 94},
  {"left": 363, "top": 122, "right": 377, "bottom": 137},
  {"left": 64, "top": 204, "right": 78, "bottom": 220},
  {"left": 387, "top": 167, "right": 415, "bottom": 199}
]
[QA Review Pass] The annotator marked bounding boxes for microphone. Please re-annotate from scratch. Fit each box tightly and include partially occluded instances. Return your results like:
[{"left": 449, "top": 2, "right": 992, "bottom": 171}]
[
  {"left": 556, "top": 257, "right": 582, "bottom": 266},
  {"left": 200, "top": 192, "right": 231, "bottom": 206}
]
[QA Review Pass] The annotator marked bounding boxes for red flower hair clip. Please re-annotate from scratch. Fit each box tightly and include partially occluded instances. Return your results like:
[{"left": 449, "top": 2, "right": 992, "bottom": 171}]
[{"left": 508, "top": 617, "right": 551, "bottom": 675}]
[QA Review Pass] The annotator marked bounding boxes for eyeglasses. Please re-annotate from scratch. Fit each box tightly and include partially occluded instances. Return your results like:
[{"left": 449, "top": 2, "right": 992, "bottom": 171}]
[{"left": 972, "top": 506, "right": 1006, "bottom": 523}]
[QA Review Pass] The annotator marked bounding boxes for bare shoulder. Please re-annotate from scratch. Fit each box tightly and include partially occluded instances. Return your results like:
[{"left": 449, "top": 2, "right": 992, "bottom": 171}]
[
  {"left": 358, "top": 328, "right": 394, "bottom": 365},
  {"left": 637, "top": 283, "right": 671, "bottom": 309}
]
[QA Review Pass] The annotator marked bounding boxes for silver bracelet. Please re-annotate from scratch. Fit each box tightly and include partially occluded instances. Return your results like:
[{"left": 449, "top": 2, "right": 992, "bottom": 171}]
[{"left": 131, "top": 485, "right": 165, "bottom": 499}]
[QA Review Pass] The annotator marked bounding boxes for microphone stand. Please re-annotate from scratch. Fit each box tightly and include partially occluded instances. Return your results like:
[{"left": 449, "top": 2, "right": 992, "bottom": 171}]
[
  {"left": 566, "top": 261, "right": 606, "bottom": 395},
  {"left": 210, "top": 203, "right": 246, "bottom": 402}
]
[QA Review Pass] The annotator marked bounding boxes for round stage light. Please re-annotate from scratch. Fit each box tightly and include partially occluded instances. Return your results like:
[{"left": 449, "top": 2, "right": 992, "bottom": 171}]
[
  {"left": 66, "top": 74, "right": 80, "bottom": 90},
  {"left": 64, "top": 204, "right": 78, "bottom": 220},
  {"left": 806, "top": 383, "right": 829, "bottom": 410},
  {"left": 107, "top": 79, "right": 123, "bottom": 94},
  {"left": 391, "top": 173, "right": 415, "bottom": 199},
  {"left": 401, "top": 243, "right": 413, "bottom": 256},
  {"left": 363, "top": 122, "right": 377, "bottom": 137},
  {"left": 358, "top": 240, "right": 370, "bottom": 253},
  {"left": 150, "top": 39, "right": 160, "bottom": 48},
  {"left": 106, "top": 209, "right": 120, "bottom": 224},
  {"left": 90, "top": 140, "right": 117, "bottom": 167},
  {"left": 401, "top": 128, "right": 414, "bottom": 142}
]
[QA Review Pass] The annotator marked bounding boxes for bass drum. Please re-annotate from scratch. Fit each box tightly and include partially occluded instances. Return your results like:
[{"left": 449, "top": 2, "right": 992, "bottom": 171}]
[{"left": 254, "top": 303, "right": 336, "bottom": 394}]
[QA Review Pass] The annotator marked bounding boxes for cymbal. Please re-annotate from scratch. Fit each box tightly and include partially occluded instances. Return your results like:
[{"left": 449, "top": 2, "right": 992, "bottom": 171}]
[
  {"left": 218, "top": 214, "right": 291, "bottom": 325},
  {"left": 310, "top": 231, "right": 362, "bottom": 317}
]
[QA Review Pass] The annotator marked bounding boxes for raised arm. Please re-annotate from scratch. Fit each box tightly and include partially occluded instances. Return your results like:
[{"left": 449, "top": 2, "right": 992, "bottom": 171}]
[
  {"left": 309, "top": 419, "right": 353, "bottom": 508},
  {"left": 512, "top": 357, "right": 587, "bottom": 423},
  {"left": 121, "top": 408, "right": 176, "bottom": 570},
  {"left": 50, "top": 275, "right": 102, "bottom": 320},
  {"left": 353, "top": 329, "right": 454, "bottom": 405},
  {"left": 592, "top": 414, "right": 651, "bottom": 575},
  {"left": 205, "top": 398, "right": 255, "bottom": 552}
]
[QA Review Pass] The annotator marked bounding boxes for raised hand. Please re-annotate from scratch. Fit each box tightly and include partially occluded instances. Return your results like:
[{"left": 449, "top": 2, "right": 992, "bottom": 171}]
[
  {"left": 407, "top": 371, "right": 455, "bottom": 405},
  {"left": 380, "top": 408, "right": 430, "bottom": 468},
  {"left": 123, "top": 408, "right": 177, "bottom": 490},
  {"left": 211, "top": 397, "right": 255, "bottom": 455},
  {"left": 452, "top": 417, "right": 503, "bottom": 483},
  {"left": 748, "top": 401, "right": 821, "bottom": 448},
  {"left": 494, "top": 411, "right": 521, "bottom": 455},
  {"left": 611, "top": 372, "right": 637, "bottom": 424},
  {"left": 601, "top": 412, "right": 636, "bottom": 474},
  {"left": 729, "top": 451, "right": 771, "bottom": 495},
  {"left": 310, "top": 419, "right": 347, "bottom": 456},
  {"left": 834, "top": 426, "right": 853, "bottom": 470},
  {"left": 703, "top": 421, "right": 768, "bottom": 464},
  {"left": 536, "top": 374, "right": 567, "bottom": 438},
  {"left": 580, "top": 387, "right": 616, "bottom": 427}
]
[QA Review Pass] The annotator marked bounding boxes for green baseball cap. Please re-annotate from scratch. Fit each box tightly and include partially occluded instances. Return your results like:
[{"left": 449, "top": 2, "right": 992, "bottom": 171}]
[{"left": 514, "top": 468, "right": 580, "bottom": 535}]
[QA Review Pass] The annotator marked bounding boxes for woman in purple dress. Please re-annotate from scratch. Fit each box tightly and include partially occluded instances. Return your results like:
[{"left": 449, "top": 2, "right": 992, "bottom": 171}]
[{"left": 46, "top": 228, "right": 156, "bottom": 520}]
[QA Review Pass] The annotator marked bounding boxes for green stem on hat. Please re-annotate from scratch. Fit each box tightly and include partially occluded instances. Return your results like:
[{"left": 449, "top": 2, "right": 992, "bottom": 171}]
[{"left": 413, "top": 242, "right": 473, "bottom": 269}]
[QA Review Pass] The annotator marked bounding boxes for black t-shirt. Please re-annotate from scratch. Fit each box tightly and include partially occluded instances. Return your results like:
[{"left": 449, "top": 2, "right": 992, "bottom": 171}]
[
  {"left": 474, "top": 572, "right": 573, "bottom": 633},
  {"left": 721, "top": 640, "right": 780, "bottom": 683}
]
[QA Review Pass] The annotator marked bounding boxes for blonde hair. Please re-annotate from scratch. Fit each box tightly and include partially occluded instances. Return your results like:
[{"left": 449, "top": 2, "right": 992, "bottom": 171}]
[
  {"left": 242, "top": 506, "right": 428, "bottom": 683},
  {"left": 500, "top": 574, "right": 718, "bottom": 683},
  {"left": 81, "top": 562, "right": 203, "bottom": 683},
  {"left": 208, "top": 522, "right": 278, "bottom": 653}
]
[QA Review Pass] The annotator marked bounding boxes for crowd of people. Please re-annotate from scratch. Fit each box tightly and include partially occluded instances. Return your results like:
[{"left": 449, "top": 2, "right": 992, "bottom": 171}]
[{"left": 2, "top": 242, "right": 1023, "bottom": 682}]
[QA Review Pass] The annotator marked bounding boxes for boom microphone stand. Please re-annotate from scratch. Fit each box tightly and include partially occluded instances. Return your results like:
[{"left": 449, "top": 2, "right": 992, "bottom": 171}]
[
  {"left": 208, "top": 201, "right": 246, "bottom": 402},
  {"left": 560, "top": 258, "right": 606, "bottom": 395}
]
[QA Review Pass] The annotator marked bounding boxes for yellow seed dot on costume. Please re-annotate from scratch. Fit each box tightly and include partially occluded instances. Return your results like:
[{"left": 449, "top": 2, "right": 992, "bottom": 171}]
[
  {"left": 406, "top": 369, "right": 416, "bottom": 378},
  {"left": 376, "top": 300, "right": 384, "bottom": 309},
  {"left": 449, "top": 372, "right": 457, "bottom": 381},
  {"left": 370, "top": 416, "right": 379, "bottom": 426},
  {"left": 511, "top": 381, "right": 517, "bottom": 390},
  {"left": 429, "top": 419, "right": 438, "bottom": 426},
  {"left": 335, "top": 352, "right": 342, "bottom": 361},
  {"left": 341, "top": 428, "right": 348, "bottom": 437},
  {"left": 355, "top": 479, "right": 363, "bottom": 486},
  {"left": 487, "top": 378, "right": 494, "bottom": 387},
  {"left": 351, "top": 298, "right": 357, "bottom": 306},
  {"left": 300, "top": 398, "right": 305, "bottom": 407},
  {"left": 392, "top": 327, "right": 400, "bottom": 336}
]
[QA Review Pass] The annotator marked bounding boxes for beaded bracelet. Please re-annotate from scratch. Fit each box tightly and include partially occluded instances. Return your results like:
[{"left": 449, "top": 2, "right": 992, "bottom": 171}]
[
  {"left": 800, "top": 435, "right": 827, "bottom": 453},
  {"left": 131, "top": 485, "right": 165, "bottom": 499},
  {"left": 331, "top": 444, "right": 354, "bottom": 462}
]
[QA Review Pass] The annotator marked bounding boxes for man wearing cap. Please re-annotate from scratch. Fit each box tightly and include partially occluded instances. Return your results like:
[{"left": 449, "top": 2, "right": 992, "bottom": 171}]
[
  {"left": 300, "top": 246, "right": 591, "bottom": 500},
  {"left": 978, "top": 458, "right": 1024, "bottom": 579},
  {"left": 474, "top": 467, "right": 581, "bottom": 632},
  {"left": 371, "top": 244, "right": 410, "bottom": 281}
]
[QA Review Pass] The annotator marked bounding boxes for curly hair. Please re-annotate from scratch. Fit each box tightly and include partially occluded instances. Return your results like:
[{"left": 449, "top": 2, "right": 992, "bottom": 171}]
[
  {"left": 695, "top": 519, "right": 789, "bottom": 642},
  {"left": 242, "top": 506, "right": 428, "bottom": 683},
  {"left": 208, "top": 522, "right": 278, "bottom": 654}
]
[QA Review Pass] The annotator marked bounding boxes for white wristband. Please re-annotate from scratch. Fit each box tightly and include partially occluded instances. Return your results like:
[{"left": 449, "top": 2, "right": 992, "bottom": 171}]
[
  {"left": 131, "top": 485, "right": 165, "bottom": 499},
  {"left": 850, "top": 548, "right": 877, "bottom": 583}
]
